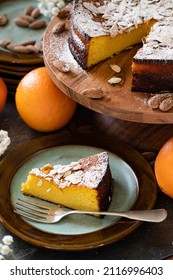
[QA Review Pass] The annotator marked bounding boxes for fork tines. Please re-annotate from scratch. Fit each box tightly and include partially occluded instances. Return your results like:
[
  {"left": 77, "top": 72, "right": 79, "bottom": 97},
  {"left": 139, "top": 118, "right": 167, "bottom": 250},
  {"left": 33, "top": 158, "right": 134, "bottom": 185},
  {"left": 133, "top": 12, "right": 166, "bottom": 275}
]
[{"left": 14, "top": 198, "right": 50, "bottom": 222}]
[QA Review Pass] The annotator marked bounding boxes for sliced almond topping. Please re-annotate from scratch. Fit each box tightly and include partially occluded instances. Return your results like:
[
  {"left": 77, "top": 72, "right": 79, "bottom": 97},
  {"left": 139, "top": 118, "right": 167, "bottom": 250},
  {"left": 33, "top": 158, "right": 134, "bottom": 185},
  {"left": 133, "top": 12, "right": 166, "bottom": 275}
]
[
  {"left": 108, "top": 77, "right": 122, "bottom": 85},
  {"left": 40, "top": 164, "right": 53, "bottom": 174},
  {"left": 110, "top": 64, "right": 121, "bottom": 73}
]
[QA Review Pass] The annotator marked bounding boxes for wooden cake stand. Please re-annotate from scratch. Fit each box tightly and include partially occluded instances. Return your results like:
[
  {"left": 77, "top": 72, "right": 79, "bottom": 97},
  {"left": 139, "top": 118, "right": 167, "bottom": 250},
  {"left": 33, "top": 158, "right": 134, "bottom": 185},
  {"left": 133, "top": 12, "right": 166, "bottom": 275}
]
[{"left": 43, "top": 16, "right": 173, "bottom": 124}]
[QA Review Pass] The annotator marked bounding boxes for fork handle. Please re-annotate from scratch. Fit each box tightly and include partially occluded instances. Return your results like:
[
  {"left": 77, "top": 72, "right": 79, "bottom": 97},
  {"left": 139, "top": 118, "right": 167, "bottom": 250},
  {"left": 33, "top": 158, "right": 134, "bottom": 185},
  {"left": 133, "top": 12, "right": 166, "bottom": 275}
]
[{"left": 70, "top": 209, "right": 167, "bottom": 223}]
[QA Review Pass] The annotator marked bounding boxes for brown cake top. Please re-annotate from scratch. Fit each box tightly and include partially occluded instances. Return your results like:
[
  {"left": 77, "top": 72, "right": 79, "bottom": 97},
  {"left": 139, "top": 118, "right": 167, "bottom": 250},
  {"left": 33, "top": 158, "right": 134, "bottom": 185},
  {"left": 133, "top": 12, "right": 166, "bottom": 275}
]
[
  {"left": 134, "top": 20, "right": 173, "bottom": 60},
  {"left": 30, "top": 152, "right": 109, "bottom": 188},
  {"left": 73, "top": 0, "right": 173, "bottom": 37}
]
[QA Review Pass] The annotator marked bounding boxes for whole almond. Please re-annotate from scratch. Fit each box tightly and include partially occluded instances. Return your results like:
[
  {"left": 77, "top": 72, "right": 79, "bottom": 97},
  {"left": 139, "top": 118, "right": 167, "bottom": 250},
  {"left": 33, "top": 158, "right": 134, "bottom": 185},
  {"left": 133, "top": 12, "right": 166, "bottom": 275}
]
[
  {"left": 159, "top": 97, "right": 173, "bottom": 112},
  {"left": 53, "top": 60, "right": 71, "bottom": 72},
  {"left": 6, "top": 43, "right": 18, "bottom": 51},
  {"left": 0, "top": 15, "right": 8, "bottom": 26},
  {"left": 0, "top": 39, "right": 10, "bottom": 47},
  {"left": 34, "top": 42, "right": 43, "bottom": 53},
  {"left": 20, "top": 40, "right": 36, "bottom": 46},
  {"left": 26, "top": 45, "right": 38, "bottom": 53},
  {"left": 52, "top": 22, "right": 65, "bottom": 34},
  {"left": 7, "top": 44, "right": 33, "bottom": 53},
  {"left": 108, "top": 76, "right": 122, "bottom": 85},
  {"left": 14, "top": 17, "right": 29, "bottom": 27},
  {"left": 24, "top": 6, "right": 35, "bottom": 16},
  {"left": 148, "top": 93, "right": 172, "bottom": 109},
  {"left": 31, "top": 8, "right": 40, "bottom": 18},
  {"left": 82, "top": 89, "right": 103, "bottom": 99},
  {"left": 20, "top": 15, "right": 34, "bottom": 23},
  {"left": 29, "top": 20, "right": 47, "bottom": 29},
  {"left": 110, "top": 64, "right": 121, "bottom": 73},
  {"left": 57, "top": 7, "right": 70, "bottom": 19}
]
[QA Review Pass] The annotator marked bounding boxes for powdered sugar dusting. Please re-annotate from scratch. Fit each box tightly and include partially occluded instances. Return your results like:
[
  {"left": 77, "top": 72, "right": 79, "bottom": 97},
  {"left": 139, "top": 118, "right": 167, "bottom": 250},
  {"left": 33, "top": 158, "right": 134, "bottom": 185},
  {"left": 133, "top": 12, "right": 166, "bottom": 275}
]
[
  {"left": 134, "top": 20, "right": 173, "bottom": 60},
  {"left": 30, "top": 152, "right": 109, "bottom": 189},
  {"left": 73, "top": 0, "right": 173, "bottom": 57}
]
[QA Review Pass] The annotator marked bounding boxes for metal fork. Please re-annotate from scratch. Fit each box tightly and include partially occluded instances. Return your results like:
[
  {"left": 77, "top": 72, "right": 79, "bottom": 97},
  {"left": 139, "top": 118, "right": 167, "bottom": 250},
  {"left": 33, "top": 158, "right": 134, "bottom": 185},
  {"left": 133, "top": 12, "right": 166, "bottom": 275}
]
[{"left": 13, "top": 198, "right": 167, "bottom": 223}]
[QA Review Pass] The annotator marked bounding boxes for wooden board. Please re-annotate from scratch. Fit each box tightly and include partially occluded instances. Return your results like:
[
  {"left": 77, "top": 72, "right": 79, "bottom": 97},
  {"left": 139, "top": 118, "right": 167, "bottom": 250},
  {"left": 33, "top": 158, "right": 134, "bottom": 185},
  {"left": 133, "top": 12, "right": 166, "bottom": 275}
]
[{"left": 43, "top": 15, "right": 173, "bottom": 124}]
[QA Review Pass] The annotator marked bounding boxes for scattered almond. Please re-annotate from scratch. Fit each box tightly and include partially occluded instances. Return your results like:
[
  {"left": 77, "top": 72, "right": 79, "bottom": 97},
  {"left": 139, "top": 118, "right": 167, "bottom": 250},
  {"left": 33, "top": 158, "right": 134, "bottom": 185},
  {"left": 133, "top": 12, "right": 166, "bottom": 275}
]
[
  {"left": 0, "top": 39, "right": 10, "bottom": 48},
  {"left": 159, "top": 97, "right": 173, "bottom": 112},
  {"left": 20, "top": 15, "right": 34, "bottom": 23},
  {"left": 108, "top": 76, "right": 122, "bottom": 85},
  {"left": 147, "top": 93, "right": 171, "bottom": 109},
  {"left": 14, "top": 17, "right": 29, "bottom": 27},
  {"left": 0, "top": 15, "right": 8, "bottom": 26},
  {"left": 20, "top": 39, "right": 36, "bottom": 46},
  {"left": 29, "top": 19, "right": 47, "bottom": 29},
  {"left": 11, "top": 45, "right": 35, "bottom": 53},
  {"left": 53, "top": 59, "right": 71, "bottom": 73},
  {"left": 31, "top": 7, "right": 40, "bottom": 18},
  {"left": 57, "top": 7, "right": 71, "bottom": 19},
  {"left": 52, "top": 22, "right": 66, "bottom": 34},
  {"left": 24, "top": 6, "right": 35, "bottom": 16},
  {"left": 110, "top": 64, "right": 121, "bottom": 73},
  {"left": 82, "top": 88, "right": 103, "bottom": 99},
  {"left": 34, "top": 42, "right": 43, "bottom": 53}
]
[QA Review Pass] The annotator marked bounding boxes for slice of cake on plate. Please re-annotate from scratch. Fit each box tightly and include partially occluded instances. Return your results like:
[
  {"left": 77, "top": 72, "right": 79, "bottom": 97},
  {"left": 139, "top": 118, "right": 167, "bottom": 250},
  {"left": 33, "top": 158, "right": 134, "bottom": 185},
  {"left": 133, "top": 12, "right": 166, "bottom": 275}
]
[{"left": 21, "top": 152, "right": 112, "bottom": 212}]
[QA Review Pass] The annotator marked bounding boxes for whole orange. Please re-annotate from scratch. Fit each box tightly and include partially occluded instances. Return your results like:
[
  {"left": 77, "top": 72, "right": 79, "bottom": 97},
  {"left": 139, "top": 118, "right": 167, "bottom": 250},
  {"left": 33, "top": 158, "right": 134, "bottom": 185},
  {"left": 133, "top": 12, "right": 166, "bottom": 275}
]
[
  {"left": 0, "top": 77, "right": 8, "bottom": 112},
  {"left": 155, "top": 137, "right": 173, "bottom": 198},
  {"left": 15, "top": 67, "right": 77, "bottom": 132}
]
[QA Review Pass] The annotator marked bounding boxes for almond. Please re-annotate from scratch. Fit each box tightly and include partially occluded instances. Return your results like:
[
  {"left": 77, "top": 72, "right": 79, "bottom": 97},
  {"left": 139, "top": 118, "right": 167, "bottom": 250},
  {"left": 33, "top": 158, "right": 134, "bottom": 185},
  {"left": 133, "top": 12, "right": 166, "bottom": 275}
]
[
  {"left": 0, "top": 39, "right": 10, "bottom": 48},
  {"left": 53, "top": 60, "right": 71, "bottom": 73},
  {"left": 82, "top": 88, "right": 103, "bottom": 99},
  {"left": 108, "top": 76, "right": 122, "bottom": 85},
  {"left": 159, "top": 97, "right": 173, "bottom": 112},
  {"left": 29, "top": 19, "right": 47, "bottom": 29},
  {"left": 147, "top": 93, "right": 172, "bottom": 109},
  {"left": 31, "top": 7, "right": 40, "bottom": 18},
  {"left": 14, "top": 17, "right": 29, "bottom": 27},
  {"left": 110, "top": 64, "right": 121, "bottom": 73},
  {"left": 20, "top": 40, "right": 36, "bottom": 46},
  {"left": 57, "top": 7, "right": 70, "bottom": 19},
  {"left": 24, "top": 6, "right": 35, "bottom": 16},
  {"left": 0, "top": 15, "right": 8, "bottom": 26},
  {"left": 52, "top": 22, "right": 65, "bottom": 34},
  {"left": 20, "top": 15, "right": 34, "bottom": 23}
]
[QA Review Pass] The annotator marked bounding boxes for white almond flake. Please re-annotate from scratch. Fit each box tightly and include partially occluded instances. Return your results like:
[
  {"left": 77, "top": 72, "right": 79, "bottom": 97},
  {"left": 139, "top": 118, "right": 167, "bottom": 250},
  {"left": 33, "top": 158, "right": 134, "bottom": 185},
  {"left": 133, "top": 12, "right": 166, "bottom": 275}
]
[
  {"left": 65, "top": 173, "right": 82, "bottom": 184},
  {"left": 108, "top": 76, "right": 122, "bottom": 85},
  {"left": 110, "top": 64, "right": 121, "bottom": 73},
  {"left": 46, "top": 188, "right": 51, "bottom": 192}
]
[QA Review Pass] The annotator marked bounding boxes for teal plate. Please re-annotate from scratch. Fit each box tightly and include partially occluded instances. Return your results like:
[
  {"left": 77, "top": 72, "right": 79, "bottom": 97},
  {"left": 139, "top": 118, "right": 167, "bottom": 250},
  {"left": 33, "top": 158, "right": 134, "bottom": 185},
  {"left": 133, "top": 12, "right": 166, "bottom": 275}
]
[
  {"left": 11, "top": 145, "right": 138, "bottom": 235},
  {"left": 0, "top": 0, "right": 48, "bottom": 64},
  {"left": 0, "top": 132, "right": 158, "bottom": 250}
]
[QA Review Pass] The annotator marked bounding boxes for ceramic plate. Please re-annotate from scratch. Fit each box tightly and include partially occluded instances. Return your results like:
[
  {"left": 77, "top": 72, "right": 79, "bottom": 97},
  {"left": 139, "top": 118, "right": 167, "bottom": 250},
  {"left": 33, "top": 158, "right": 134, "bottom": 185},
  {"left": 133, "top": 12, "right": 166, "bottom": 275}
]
[
  {"left": 0, "top": 132, "right": 158, "bottom": 250},
  {"left": 0, "top": 0, "right": 48, "bottom": 64}
]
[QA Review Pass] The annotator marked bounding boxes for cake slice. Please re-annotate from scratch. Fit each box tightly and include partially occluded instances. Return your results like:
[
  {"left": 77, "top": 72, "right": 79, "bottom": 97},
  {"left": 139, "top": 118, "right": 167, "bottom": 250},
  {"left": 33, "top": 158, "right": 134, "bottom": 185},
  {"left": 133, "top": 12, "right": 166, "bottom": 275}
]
[
  {"left": 131, "top": 21, "right": 173, "bottom": 93},
  {"left": 68, "top": 0, "right": 155, "bottom": 69},
  {"left": 21, "top": 152, "right": 112, "bottom": 212}
]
